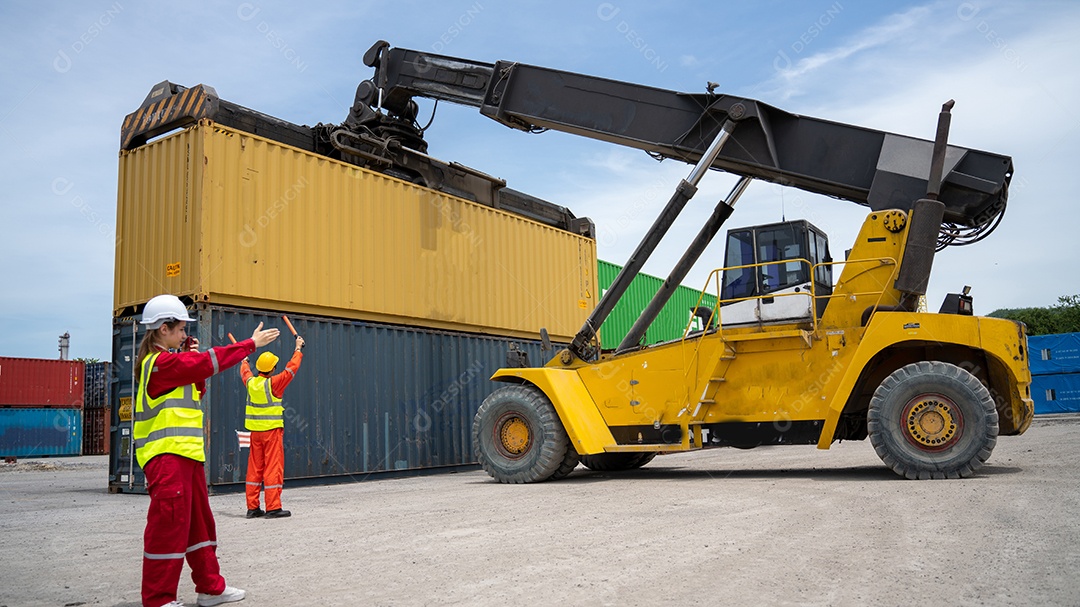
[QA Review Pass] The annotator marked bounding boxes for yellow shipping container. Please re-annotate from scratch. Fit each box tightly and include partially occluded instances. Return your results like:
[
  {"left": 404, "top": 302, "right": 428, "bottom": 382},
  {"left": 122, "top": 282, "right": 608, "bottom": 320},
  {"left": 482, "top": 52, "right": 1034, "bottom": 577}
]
[{"left": 114, "top": 122, "right": 596, "bottom": 341}]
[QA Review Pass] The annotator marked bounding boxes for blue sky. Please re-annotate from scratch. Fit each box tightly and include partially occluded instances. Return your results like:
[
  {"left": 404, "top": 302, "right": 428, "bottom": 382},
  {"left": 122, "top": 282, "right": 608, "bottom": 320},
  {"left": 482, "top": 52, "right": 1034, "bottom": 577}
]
[{"left": 1, "top": 0, "right": 1077, "bottom": 360}]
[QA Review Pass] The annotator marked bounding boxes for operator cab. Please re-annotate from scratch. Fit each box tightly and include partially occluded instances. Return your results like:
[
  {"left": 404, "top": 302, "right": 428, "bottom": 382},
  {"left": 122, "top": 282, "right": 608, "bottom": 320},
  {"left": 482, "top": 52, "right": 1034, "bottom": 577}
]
[{"left": 719, "top": 219, "right": 832, "bottom": 326}]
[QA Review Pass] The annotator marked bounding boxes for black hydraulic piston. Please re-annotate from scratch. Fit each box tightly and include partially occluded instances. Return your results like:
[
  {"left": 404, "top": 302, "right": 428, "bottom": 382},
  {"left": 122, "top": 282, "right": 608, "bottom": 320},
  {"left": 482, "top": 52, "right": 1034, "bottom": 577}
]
[
  {"left": 894, "top": 100, "right": 954, "bottom": 305},
  {"left": 616, "top": 176, "right": 752, "bottom": 353},
  {"left": 568, "top": 121, "right": 737, "bottom": 361}
]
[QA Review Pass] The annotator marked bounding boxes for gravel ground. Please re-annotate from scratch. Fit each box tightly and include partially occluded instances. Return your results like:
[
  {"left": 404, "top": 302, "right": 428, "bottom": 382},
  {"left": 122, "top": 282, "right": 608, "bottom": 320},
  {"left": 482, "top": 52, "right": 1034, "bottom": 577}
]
[{"left": 1, "top": 414, "right": 1078, "bottom": 607}]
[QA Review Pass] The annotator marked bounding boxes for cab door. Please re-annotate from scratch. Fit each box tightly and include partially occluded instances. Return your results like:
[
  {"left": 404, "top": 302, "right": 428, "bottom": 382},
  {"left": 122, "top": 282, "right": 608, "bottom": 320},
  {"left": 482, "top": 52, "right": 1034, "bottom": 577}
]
[{"left": 720, "top": 220, "right": 831, "bottom": 326}]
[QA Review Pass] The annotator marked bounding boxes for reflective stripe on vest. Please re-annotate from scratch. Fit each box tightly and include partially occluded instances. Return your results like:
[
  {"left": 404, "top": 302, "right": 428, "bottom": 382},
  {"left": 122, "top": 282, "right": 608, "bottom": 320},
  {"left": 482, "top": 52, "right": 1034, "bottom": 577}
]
[
  {"left": 246, "top": 375, "right": 284, "bottom": 431},
  {"left": 133, "top": 351, "right": 205, "bottom": 468}
]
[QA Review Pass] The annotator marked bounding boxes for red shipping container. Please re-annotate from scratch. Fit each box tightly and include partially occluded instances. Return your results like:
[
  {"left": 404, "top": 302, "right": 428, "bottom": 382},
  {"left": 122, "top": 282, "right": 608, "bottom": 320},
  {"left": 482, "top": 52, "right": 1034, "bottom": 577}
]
[
  {"left": 0, "top": 357, "right": 85, "bottom": 408},
  {"left": 82, "top": 406, "right": 110, "bottom": 455}
]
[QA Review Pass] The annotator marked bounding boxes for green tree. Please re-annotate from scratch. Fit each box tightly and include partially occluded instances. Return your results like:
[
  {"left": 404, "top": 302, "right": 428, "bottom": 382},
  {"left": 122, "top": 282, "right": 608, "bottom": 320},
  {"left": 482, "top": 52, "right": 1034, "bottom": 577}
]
[
  {"left": 989, "top": 294, "right": 1080, "bottom": 335},
  {"left": 1053, "top": 295, "right": 1080, "bottom": 333}
]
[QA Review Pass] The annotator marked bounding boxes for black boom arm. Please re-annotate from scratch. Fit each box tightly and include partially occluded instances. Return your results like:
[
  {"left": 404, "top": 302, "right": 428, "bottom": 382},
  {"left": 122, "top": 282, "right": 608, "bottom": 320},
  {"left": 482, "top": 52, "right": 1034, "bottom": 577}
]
[{"left": 356, "top": 41, "right": 1011, "bottom": 228}]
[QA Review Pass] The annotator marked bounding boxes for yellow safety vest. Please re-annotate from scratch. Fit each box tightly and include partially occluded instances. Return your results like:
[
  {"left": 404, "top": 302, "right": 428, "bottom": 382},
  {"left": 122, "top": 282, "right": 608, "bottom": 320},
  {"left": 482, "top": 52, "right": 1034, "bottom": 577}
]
[
  {"left": 246, "top": 375, "right": 284, "bottom": 431},
  {"left": 133, "top": 351, "right": 205, "bottom": 468}
]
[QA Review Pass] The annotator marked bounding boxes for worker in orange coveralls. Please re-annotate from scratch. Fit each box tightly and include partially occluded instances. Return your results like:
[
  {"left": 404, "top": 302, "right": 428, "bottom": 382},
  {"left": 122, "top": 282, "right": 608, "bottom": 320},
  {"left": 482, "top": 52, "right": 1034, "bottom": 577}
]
[
  {"left": 239, "top": 333, "right": 305, "bottom": 519},
  {"left": 135, "top": 294, "right": 279, "bottom": 607}
]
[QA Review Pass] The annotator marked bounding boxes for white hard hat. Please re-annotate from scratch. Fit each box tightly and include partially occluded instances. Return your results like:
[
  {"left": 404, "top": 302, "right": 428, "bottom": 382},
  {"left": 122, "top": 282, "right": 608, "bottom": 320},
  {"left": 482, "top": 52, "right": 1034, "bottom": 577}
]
[{"left": 140, "top": 294, "right": 195, "bottom": 329}]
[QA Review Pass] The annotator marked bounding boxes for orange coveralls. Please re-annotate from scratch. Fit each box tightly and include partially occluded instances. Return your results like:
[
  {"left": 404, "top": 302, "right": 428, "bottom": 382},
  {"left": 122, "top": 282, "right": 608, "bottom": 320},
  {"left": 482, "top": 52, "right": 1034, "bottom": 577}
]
[{"left": 239, "top": 351, "right": 302, "bottom": 511}]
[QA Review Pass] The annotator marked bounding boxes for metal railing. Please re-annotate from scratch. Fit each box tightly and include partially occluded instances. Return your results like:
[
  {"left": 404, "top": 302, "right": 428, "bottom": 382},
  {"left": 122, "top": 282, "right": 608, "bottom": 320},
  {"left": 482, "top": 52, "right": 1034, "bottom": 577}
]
[{"left": 678, "top": 257, "right": 899, "bottom": 379}]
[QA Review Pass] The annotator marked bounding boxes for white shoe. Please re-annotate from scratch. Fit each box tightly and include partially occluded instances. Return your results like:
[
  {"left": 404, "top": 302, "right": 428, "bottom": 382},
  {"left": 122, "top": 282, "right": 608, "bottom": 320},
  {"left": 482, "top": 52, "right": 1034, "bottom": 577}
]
[
  {"left": 162, "top": 602, "right": 185, "bottom": 607},
  {"left": 196, "top": 585, "right": 246, "bottom": 606}
]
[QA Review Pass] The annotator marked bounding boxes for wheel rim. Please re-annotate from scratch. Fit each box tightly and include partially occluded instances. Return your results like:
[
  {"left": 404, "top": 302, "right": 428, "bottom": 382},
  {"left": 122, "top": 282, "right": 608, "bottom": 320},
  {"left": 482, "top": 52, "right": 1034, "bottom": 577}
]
[
  {"left": 901, "top": 393, "right": 964, "bottom": 451},
  {"left": 494, "top": 412, "right": 532, "bottom": 459}
]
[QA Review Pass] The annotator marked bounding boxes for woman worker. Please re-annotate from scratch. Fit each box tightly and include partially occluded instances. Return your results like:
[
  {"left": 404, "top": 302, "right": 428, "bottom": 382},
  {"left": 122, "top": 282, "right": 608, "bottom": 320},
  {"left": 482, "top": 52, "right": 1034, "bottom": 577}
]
[{"left": 134, "top": 294, "right": 279, "bottom": 607}]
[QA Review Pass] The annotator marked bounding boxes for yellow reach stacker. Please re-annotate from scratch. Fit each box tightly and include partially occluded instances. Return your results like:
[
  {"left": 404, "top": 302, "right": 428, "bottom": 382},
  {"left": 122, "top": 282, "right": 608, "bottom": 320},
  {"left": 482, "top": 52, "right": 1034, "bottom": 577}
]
[{"left": 302, "top": 42, "right": 1037, "bottom": 481}]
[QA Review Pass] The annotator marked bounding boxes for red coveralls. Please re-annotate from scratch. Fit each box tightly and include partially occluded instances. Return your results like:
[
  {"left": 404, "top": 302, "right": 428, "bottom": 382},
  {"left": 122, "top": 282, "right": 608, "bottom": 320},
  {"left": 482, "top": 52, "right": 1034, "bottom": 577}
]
[
  {"left": 141, "top": 340, "right": 255, "bottom": 607},
  {"left": 240, "top": 351, "right": 302, "bottom": 511}
]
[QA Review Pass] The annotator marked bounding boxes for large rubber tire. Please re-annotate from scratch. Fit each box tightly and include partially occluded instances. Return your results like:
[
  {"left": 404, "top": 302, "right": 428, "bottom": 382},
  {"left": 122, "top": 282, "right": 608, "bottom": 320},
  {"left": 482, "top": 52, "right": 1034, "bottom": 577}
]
[
  {"left": 867, "top": 361, "right": 998, "bottom": 480},
  {"left": 579, "top": 452, "right": 657, "bottom": 472},
  {"left": 472, "top": 385, "right": 579, "bottom": 483},
  {"left": 548, "top": 443, "right": 582, "bottom": 481}
]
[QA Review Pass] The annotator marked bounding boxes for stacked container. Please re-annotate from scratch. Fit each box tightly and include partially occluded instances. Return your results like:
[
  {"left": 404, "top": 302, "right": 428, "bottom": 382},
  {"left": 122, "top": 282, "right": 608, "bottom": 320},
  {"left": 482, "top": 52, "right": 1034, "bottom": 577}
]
[
  {"left": 0, "top": 357, "right": 84, "bottom": 458},
  {"left": 1029, "top": 332, "right": 1080, "bottom": 414},
  {"left": 82, "top": 362, "right": 110, "bottom": 456},
  {"left": 110, "top": 122, "right": 596, "bottom": 493}
]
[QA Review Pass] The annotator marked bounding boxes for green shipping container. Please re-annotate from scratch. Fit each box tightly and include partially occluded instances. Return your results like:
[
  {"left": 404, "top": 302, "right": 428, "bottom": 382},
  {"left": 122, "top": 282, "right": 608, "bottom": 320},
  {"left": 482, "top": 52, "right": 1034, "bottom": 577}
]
[{"left": 597, "top": 260, "right": 717, "bottom": 348}]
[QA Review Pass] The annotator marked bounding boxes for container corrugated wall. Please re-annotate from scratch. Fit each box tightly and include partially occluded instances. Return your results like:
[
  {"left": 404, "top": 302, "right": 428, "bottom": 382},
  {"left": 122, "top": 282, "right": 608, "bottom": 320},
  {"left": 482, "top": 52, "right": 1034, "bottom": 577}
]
[
  {"left": 1031, "top": 372, "right": 1080, "bottom": 414},
  {"left": 83, "top": 362, "right": 110, "bottom": 409},
  {"left": 0, "top": 408, "right": 83, "bottom": 457},
  {"left": 1028, "top": 332, "right": 1080, "bottom": 376},
  {"left": 0, "top": 357, "right": 85, "bottom": 408},
  {"left": 114, "top": 127, "right": 203, "bottom": 304},
  {"left": 115, "top": 124, "right": 596, "bottom": 341},
  {"left": 82, "top": 407, "right": 110, "bottom": 455},
  {"left": 109, "top": 305, "right": 552, "bottom": 493},
  {"left": 596, "top": 260, "right": 717, "bottom": 347}
]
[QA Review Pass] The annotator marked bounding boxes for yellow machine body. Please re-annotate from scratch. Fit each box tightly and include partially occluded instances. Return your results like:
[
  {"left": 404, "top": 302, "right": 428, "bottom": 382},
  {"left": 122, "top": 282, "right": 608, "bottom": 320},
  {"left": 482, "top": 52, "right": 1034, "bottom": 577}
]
[{"left": 493, "top": 210, "right": 1033, "bottom": 456}]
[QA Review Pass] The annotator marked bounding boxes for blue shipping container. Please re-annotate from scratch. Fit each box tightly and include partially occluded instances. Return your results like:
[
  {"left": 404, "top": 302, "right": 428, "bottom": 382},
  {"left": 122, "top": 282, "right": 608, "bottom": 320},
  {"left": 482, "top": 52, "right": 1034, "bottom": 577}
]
[
  {"left": 110, "top": 304, "right": 552, "bottom": 493},
  {"left": 1031, "top": 372, "right": 1080, "bottom": 414},
  {"left": 0, "top": 408, "right": 83, "bottom": 457},
  {"left": 1028, "top": 332, "right": 1080, "bottom": 376}
]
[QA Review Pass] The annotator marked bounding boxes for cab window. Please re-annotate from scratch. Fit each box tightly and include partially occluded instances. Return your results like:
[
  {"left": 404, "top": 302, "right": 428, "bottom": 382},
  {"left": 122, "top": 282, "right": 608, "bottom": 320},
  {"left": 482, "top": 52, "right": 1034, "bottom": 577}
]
[
  {"left": 757, "top": 225, "right": 807, "bottom": 293},
  {"left": 721, "top": 230, "right": 755, "bottom": 300}
]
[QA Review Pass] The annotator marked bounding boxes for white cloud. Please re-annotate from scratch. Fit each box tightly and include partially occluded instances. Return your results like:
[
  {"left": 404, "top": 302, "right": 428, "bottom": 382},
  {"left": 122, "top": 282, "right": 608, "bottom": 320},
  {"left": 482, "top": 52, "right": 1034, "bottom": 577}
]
[
  {"left": 769, "top": 5, "right": 931, "bottom": 100},
  {"left": 680, "top": 55, "right": 700, "bottom": 67}
]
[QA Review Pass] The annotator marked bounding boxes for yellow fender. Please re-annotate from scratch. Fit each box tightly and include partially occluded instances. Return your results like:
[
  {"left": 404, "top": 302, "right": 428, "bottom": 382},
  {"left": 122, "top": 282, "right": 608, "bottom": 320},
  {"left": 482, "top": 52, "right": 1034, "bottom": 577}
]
[
  {"left": 491, "top": 367, "right": 616, "bottom": 455},
  {"left": 818, "top": 312, "right": 1032, "bottom": 448}
]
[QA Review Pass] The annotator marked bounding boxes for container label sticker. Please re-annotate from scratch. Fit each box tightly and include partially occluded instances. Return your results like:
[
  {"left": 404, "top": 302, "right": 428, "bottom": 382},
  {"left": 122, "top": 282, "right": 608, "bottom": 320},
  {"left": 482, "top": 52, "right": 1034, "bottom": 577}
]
[
  {"left": 166, "top": 262, "right": 181, "bottom": 277},
  {"left": 119, "top": 397, "right": 132, "bottom": 421},
  {"left": 578, "top": 299, "right": 588, "bottom": 309}
]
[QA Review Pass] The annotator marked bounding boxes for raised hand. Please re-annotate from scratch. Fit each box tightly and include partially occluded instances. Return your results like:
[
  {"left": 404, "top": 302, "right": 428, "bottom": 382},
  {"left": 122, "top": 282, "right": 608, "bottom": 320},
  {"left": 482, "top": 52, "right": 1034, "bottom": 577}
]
[{"left": 251, "top": 322, "right": 280, "bottom": 348}]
